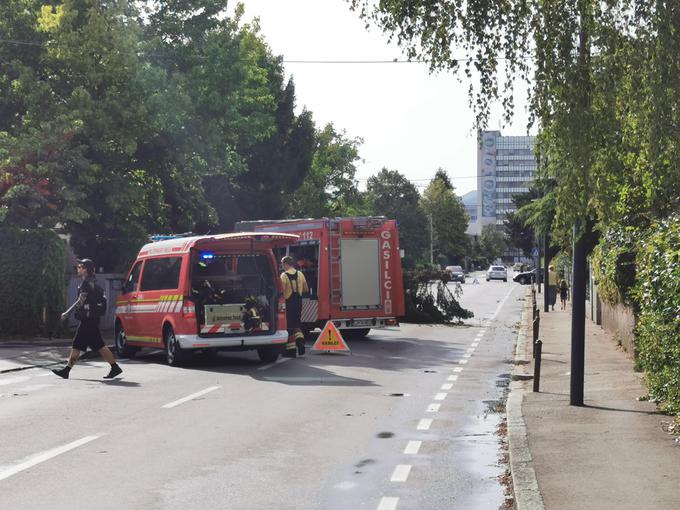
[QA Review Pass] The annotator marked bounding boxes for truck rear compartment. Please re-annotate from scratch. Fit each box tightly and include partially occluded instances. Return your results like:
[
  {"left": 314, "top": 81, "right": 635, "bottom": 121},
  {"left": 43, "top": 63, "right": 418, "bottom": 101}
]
[{"left": 190, "top": 252, "right": 277, "bottom": 338}]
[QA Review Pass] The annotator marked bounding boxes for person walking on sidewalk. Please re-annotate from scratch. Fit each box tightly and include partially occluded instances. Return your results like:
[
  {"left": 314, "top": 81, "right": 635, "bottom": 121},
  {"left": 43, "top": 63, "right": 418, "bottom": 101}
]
[
  {"left": 559, "top": 276, "right": 570, "bottom": 310},
  {"left": 547, "top": 264, "right": 558, "bottom": 311},
  {"left": 280, "top": 255, "right": 309, "bottom": 357},
  {"left": 52, "top": 258, "right": 122, "bottom": 379}
]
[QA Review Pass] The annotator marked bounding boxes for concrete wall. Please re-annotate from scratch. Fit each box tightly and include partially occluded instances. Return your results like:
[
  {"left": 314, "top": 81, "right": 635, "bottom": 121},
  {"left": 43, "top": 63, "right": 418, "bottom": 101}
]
[{"left": 600, "top": 301, "right": 636, "bottom": 355}]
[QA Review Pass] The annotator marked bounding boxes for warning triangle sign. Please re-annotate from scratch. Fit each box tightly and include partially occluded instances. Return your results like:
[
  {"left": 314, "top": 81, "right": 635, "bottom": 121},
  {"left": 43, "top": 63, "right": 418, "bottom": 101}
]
[{"left": 312, "top": 321, "right": 350, "bottom": 352}]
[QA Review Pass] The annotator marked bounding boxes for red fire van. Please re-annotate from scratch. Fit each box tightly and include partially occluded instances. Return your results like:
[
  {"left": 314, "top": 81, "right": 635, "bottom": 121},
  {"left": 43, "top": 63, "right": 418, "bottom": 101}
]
[{"left": 114, "top": 232, "right": 297, "bottom": 365}]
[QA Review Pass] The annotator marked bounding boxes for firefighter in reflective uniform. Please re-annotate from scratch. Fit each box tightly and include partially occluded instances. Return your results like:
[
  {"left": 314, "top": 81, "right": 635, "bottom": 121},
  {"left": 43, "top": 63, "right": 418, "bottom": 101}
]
[{"left": 280, "top": 255, "right": 309, "bottom": 357}]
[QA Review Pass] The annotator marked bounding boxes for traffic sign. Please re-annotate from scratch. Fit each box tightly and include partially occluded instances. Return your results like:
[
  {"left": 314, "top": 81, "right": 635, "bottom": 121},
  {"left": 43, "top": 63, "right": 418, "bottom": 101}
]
[
  {"left": 312, "top": 321, "right": 350, "bottom": 353},
  {"left": 532, "top": 247, "right": 539, "bottom": 257}
]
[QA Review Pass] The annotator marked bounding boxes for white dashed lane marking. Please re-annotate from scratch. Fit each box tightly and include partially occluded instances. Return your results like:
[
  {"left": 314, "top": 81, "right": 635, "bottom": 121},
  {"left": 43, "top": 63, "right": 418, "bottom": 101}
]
[
  {"left": 427, "top": 403, "right": 441, "bottom": 413},
  {"left": 377, "top": 496, "right": 399, "bottom": 510},
  {"left": 440, "top": 383, "right": 453, "bottom": 390},
  {"left": 453, "top": 367, "right": 463, "bottom": 373},
  {"left": 391, "top": 464, "right": 412, "bottom": 482},
  {"left": 0, "top": 376, "right": 30, "bottom": 386},
  {"left": 434, "top": 392, "right": 447, "bottom": 401},
  {"left": 162, "top": 386, "right": 220, "bottom": 409},
  {"left": 458, "top": 359, "right": 468, "bottom": 365},
  {"left": 404, "top": 441, "right": 422, "bottom": 454},
  {"left": 417, "top": 419, "right": 433, "bottom": 430},
  {"left": 0, "top": 435, "right": 101, "bottom": 482},
  {"left": 447, "top": 375, "right": 458, "bottom": 382}
]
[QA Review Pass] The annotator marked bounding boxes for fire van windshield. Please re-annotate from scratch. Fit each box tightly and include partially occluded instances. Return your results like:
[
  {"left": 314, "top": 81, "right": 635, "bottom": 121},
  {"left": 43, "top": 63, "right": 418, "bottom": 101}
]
[{"left": 191, "top": 253, "right": 276, "bottom": 335}]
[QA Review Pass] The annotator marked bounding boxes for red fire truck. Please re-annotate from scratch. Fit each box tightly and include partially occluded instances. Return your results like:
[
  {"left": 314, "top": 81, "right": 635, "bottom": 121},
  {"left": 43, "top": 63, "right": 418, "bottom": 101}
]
[{"left": 234, "top": 217, "right": 405, "bottom": 339}]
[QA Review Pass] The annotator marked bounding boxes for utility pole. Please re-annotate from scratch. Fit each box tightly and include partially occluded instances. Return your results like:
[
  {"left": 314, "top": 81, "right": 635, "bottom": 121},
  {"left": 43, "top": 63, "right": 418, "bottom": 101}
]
[{"left": 429, "top": 214, "right": 434, "bottom": 265}]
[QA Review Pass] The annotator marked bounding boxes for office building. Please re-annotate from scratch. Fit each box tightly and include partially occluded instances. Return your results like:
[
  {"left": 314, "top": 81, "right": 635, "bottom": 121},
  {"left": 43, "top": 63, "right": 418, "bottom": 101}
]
[{"left": 470, "top": 130, "right": 536, "bottom": 235}]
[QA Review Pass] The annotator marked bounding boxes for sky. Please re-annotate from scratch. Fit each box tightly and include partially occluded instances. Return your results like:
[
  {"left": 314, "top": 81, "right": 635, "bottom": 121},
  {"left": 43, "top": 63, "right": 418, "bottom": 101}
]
[{"left": 238, "top": 0, "right": 535, "bottom": 196}]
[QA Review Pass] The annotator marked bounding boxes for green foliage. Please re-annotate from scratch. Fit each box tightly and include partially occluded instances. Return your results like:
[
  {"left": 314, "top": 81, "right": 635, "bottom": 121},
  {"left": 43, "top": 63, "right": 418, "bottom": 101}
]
[
  {"left": 479, "top": 224, "right": 507, "bottom": 263},
  {"left": 591, "top": 227, "right": 639, "bottom": 306},
  {"left": 420, "top": 170, "right": 469, "bottom": 262},
  {"left": 0, "top": 228, "right": 65, "bottom": 337},
  {"left": 403, "top": 268, "right": 473, "bottom": 323},
  {"left": 365, "top": 168, "right": 428, "bottom": 265},
  {"left": 287, "top": 123, "right": 364, "bottom": 218},
  {"left": 633, "top": 214, "right": 680, "bottom": 416}
]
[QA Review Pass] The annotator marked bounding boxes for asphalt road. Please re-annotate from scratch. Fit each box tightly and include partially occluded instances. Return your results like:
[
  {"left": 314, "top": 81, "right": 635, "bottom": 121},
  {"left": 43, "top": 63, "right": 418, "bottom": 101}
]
[{"left": 0, "top": 273, "right": 525, "bottom": 510}]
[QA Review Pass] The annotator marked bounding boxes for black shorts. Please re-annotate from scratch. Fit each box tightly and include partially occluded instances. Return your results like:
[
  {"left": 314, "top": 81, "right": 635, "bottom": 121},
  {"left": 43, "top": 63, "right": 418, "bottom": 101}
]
[{"left": 72, "top": 320, "right": 105, "bottom": 352}]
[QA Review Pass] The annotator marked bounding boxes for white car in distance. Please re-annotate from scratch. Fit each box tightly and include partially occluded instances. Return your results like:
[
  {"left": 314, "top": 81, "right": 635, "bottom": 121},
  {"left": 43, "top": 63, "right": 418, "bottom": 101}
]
[{"left": 486, "top": 265, "right": 507, "bottom": 282}]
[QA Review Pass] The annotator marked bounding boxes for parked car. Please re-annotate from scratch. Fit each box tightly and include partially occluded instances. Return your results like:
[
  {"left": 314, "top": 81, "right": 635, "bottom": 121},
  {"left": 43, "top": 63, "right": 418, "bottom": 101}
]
[
  {"left": 486, "top": 265, "right": 508, "bottom": 282},
  {"left": 445, "top": 265, "right": 466, "bottom": 283},
  {"left": 513, "top": 269, "right": 543, "bottom": 285}
]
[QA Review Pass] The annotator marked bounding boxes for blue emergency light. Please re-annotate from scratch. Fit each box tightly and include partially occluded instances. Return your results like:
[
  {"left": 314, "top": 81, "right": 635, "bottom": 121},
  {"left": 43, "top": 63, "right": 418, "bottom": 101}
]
[{"left": 200, "top": 252, "right": 215, "bottom": 260}]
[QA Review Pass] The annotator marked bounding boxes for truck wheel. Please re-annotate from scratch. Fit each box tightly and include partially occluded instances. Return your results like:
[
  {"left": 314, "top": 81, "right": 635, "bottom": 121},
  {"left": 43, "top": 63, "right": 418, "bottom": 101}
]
[
  {"left": 115, "top": 323, "right": 138, "bottom": 358},
  {"left": 342, "top": 328, "right": 370, "bottom": 340},
  {"left": 165, "top": 326, "right": 187, "bottom": 366},
  {"left": 257, "top": 347, "right": 281, "bottom": 363}
]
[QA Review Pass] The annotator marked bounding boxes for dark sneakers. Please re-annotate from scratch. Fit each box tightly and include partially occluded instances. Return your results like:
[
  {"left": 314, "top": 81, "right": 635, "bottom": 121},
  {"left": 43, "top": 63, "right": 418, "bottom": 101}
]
[
  {"left": 52, "top": 366, "right": 71, "bottom": 379},
  {"left": 104, "top": 363, "right": 122, "bottom": 379}
]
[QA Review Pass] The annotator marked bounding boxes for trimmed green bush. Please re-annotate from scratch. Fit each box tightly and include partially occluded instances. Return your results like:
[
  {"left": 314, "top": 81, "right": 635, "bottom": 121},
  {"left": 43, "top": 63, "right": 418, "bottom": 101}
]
[
  {"left": 591, "top": 226, "right": 639, "bottom": 306},
  {"left": 634, "top": 214, "right": 680, "bottom": 416},
  {"left": 0, "top": 228, "right": 66, "bottom": 337}
]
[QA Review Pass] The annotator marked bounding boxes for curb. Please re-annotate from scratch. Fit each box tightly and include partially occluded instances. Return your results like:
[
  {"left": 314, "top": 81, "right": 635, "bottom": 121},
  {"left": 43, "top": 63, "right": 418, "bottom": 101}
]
[{"left": 507, "top": 289, "right": 545, "bottom": 510}]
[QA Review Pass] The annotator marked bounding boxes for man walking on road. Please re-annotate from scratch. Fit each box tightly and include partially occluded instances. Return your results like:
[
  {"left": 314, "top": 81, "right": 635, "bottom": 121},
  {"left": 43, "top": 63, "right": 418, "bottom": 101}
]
[
  {"left": 52, "top": 258, "right": 122, "bottom": 379},
  {"left": 280, "top": 255, "right": 309, "bottom": 357}
]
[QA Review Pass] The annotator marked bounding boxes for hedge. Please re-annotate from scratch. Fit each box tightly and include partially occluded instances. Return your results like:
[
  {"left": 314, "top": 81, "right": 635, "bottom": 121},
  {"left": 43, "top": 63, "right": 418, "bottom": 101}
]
[
  {"left": 0, "top": 228, "right": 66, "bottom": 337},
  {"left": 634, "top": 214, "right": 680, "bottom": 416}
]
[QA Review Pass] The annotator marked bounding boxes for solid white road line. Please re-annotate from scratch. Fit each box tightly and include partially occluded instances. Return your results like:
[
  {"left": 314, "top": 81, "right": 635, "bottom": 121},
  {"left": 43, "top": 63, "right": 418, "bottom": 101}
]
[
  {"left": 440, "top": 383, "right": 453, "bottom": 390},
  {"left": 447, "top": 375, "right": 459, "bottom": 382},
  {"left": 377, "top": 496, "right": 399, "bottom": 510},
  {"left": 417, "top": 418, "right": 433, "bottom": 430},
  {"left": 391, "top": 464, "right": 412, "bottom": 482},
  {"left": 434, "top": 392, "right": 447, "bottom": 401},
  {"left": 0, "top": 435, "right": 101, "bottom": 482},
  {"left": 491, "top": 286, "right": 516, "bottom": 320},
  {"left": 404, "top": 440, "right": 422, "bottom": 454},
  {"left": 162, "top": 386, "right": 221, "bottom": 409},
  {"left": 453, "top": 367, "right": 463, "bottom": 373},
  {"left": 427, "top": 403, "right": 441, "bottom": 413},
  {"left": 257, "top": 357, "right": 293, "bottom": 371}
]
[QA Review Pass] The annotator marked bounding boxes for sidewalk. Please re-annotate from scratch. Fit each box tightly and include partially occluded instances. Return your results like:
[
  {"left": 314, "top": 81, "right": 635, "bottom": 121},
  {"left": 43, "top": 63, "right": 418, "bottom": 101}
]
[
  {"left": 509, "top": 289, "right": 680, "bottom": 510},
  {"left": 0, "top": 336, "right": 114, "bottom": 373}
]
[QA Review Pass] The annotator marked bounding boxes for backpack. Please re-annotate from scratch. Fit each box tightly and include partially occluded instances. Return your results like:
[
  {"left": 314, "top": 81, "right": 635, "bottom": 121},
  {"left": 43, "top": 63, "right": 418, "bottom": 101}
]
[
  {"left": 78, "top": 281, "right": 107, "bottom": 319},
  {"left": 90, "top": 283, "right": 108, "bottom": 318}
]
